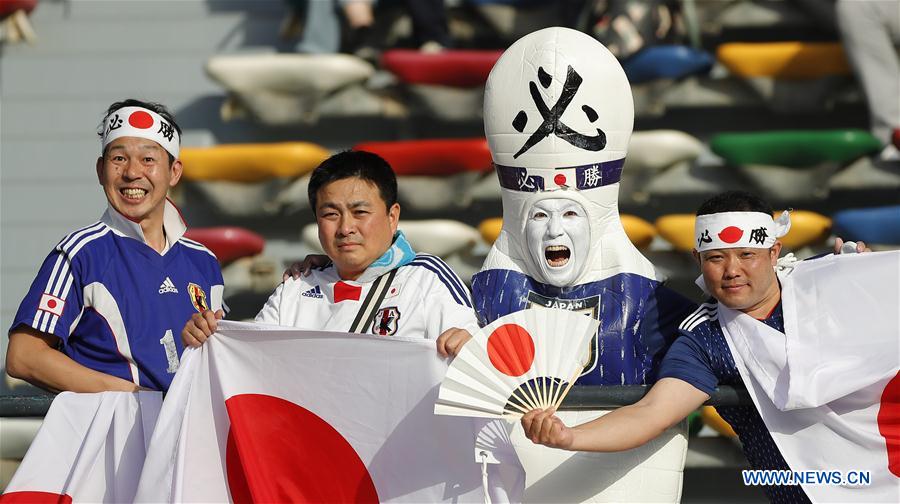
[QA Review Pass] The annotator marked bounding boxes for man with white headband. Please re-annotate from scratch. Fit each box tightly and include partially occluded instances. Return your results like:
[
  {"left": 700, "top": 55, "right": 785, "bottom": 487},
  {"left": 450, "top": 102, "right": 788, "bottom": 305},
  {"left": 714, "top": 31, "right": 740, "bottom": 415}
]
[
  {"left": 6, "top": 99, "right": 224, "bottom": 393},
  {"left": 523, "top": 190, "right": 900, "bottom": 503}
]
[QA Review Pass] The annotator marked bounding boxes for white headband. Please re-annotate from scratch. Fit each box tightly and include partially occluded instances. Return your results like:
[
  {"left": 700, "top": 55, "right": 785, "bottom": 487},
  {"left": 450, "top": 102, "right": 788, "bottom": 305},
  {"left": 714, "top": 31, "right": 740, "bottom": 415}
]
[
  {"left": 694, "top": 211, "right": 791, "bottom": 252},
  {"left": 101, "top": 106, "right": 180, "bottom": 159}
]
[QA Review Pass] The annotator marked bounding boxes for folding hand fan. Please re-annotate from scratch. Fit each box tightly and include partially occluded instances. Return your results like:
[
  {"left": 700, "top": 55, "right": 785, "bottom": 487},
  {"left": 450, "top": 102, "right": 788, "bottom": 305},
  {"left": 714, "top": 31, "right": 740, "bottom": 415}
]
[{"left": 435, "top": 308, "right": 599, "bottom": 418}]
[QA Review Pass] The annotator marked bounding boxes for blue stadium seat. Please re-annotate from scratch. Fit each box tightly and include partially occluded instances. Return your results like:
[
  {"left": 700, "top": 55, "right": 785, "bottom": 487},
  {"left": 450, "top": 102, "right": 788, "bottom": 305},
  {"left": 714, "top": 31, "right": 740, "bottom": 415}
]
[
  {"left": 622, "top": 45, "right": 714, "bottom": 84},
  {"left": 832, "top": 206, "right": 900, "bottom": 245}
]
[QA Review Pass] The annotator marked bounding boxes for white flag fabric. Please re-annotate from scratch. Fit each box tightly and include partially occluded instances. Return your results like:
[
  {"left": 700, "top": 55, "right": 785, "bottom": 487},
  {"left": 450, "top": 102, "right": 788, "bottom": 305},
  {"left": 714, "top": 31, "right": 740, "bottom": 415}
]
[
  {"left": 1, "top": 391, "right": 162, "bottom": 503},
  {"left": 718, "top": 251, "right": 900, "bottom": 503},
  {"left": 134, "top": 320, "right": 524, "bottom": 503}
]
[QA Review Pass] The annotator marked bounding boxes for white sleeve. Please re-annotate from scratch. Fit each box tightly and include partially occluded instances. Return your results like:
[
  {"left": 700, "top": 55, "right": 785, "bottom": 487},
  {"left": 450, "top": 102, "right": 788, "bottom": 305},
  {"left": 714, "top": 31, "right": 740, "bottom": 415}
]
[
  {"left": 254, "top": 282, "right": 285, "bottom": 325},
  {"left": 423, "top": 270, "right": 479, "bottom": 339}
]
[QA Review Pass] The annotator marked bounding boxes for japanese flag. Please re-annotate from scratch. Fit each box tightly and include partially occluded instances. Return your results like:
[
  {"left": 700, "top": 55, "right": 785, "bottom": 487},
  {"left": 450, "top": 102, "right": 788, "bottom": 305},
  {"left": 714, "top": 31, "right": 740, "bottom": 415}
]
[
  {"left": 1, "top": 392, "right": 161, "bottom": 503},
  {"left": 37, "top": 293, "right": 65, "bottom": 317},
  {"left": 719, "top": 251, "right": 900, "bottom": 503},
  {"left": 134, "top": 321, "right": 524, "bottom": 503}
]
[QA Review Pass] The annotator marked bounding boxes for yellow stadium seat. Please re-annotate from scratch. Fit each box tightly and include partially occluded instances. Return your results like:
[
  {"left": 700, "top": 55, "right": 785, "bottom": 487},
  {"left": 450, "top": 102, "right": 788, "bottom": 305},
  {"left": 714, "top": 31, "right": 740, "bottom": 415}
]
[
  {"left": 701, "top": 406, "right": 737, "bottom": 438},
  {"left": 180, "top": 142, "right": 330, "bottom": 183},
  {"left": 717, "top": 42, "right": 850, "bottom": 79}
]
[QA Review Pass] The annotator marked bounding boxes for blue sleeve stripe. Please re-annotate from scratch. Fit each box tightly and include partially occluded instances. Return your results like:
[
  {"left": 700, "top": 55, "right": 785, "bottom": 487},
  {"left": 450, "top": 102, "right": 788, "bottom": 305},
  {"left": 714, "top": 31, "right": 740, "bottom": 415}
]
[
  {"left": 36, "top": 225, "right": 110, "bottom": 335},
  {"left": 409, "top": 254, "right": 473, "bottom": 308},
  {"left": 47, "top": 226, "right": 111, "bottom": 298},
  {"left": 409, "top": 261, "right": 466, "bottom": 306}
]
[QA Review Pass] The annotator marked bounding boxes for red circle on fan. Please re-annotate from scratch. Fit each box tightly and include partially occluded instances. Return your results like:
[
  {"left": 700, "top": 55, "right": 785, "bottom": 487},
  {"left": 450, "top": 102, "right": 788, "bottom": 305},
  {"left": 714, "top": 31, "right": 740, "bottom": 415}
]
[
  {"left": 718, "top": 226, "right": 743, "bottom": 243},
  {"left": 128, "top": 110, "right": 154, "bottom": 129},
  {"left": 225, "top": 394, "right": 379, "bottom": 503},
  {"left": 487, "top": 323, "right": 535, "bottom": 377},
  {"left": 878, "top": 371, "right": 900, "bottom": 477}
]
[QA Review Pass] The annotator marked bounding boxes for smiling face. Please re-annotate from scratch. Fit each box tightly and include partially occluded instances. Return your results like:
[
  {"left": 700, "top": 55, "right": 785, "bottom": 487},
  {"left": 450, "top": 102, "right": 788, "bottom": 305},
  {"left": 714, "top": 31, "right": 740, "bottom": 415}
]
[
  {"left": 524, "top": 198, "right": 591, "bottom": 286},
  {"left": 695, "top": 243, "right": 782, "bottom": 318},
  {"left": 316, "top": 177, "right": 400, "bottom": 281},
  {"left": 96, "top": 136, "right": 181, "bottom": 226}
]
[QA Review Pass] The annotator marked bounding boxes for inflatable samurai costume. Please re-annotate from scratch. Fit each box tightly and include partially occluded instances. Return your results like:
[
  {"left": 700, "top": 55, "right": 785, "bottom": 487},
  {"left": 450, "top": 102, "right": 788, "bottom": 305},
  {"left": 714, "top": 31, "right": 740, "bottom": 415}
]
[{"left": 471, "top": 28, "right": 697, "bottom": 502}]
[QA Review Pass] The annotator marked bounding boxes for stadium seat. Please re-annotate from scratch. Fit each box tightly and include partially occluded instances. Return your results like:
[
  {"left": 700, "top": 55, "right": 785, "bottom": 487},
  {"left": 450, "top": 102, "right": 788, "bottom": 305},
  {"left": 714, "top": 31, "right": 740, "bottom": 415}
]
[
  {"left": 180, "top": 142, "right": 330, "bottom": 183},
  {"left": 701, "top": 406, "right": 737, "bottom": 438},
  {"left": 622, "top": 45, "right": 714, "bottom": 84},
  {"left": 352, "top": 138, "right": 492, "bottom": 176},
  {"left": 711, "top": 130, "right": 881, "bottom": 167},
  {"left": 183, "top": 227, "right": 266, "bottom": 265},
  {"left": 716, "top": 42, "right": 851, "bottom": 79},
  {"left": 832, "top": 206, "right": 900, "bottom": 245},
  {"left": 381, "top": 49, "right": 503, "bottom": 88}
]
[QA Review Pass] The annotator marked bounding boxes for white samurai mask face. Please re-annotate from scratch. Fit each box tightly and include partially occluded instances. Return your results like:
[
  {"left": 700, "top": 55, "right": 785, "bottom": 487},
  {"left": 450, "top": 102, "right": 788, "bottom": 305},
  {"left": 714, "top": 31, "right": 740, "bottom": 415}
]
[{"left": 524, "top": 198, "right": 591, "bottom": 286}]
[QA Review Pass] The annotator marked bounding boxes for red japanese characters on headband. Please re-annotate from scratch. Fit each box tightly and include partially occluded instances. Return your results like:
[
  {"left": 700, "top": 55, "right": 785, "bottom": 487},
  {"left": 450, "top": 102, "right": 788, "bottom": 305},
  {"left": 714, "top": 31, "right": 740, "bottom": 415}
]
[
  {"left": 100, "top": 106, "right": 180, "bottom": 159},
  {"left": 694, "top": 211, "right": 791, "bottom": 252}
]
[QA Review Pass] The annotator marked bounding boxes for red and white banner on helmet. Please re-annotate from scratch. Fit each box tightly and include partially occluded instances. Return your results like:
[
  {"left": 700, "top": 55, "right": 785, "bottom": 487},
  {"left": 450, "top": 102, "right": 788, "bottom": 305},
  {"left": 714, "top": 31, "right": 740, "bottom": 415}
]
[
  {"left": 100, "top": 106, "right": 180, "bottom": 158},
  {"left": 694, "top": 211, "right": 791, "bottom": 252}
]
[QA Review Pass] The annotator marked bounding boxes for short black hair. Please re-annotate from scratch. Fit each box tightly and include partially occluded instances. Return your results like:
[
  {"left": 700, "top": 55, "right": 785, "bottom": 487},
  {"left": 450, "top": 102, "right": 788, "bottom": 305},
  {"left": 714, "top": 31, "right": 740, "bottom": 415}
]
[
  {"left": 97, "top": 99, "right": 182, "bottom": 164},
  {"left": 696, "top": 190, "right": 774, "bottom": 217},
  {"left": 307, "top": 150, "right": 398, "bottom": 214}
]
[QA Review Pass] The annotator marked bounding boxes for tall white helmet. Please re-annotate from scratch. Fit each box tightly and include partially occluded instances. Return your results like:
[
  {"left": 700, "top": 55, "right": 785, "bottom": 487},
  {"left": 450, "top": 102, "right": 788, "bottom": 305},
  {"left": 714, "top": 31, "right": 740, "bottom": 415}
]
[{"left": 482, "top": 27, "right": 658, "bottom": 286}]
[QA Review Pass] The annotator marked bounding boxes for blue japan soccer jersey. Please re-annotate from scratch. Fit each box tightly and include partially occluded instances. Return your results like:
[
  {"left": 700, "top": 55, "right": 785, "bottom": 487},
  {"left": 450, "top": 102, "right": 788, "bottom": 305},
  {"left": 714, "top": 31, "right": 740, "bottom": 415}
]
[
  {"left": 11, "top": 213, "right": 224, "bottom": 392},
  {"left": 471, "top": 269, "right": 696, "bottom": 385}
]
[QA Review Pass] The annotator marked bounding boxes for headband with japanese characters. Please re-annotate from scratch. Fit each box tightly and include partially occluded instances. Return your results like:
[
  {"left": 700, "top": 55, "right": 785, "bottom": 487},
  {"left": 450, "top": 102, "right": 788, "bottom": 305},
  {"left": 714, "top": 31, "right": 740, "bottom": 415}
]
[
  {"left": 694, "top": 211, "right": 791, "bottom": 252},
  {"left": 101, "top": 106, "right": 180, "bottom": 159}
]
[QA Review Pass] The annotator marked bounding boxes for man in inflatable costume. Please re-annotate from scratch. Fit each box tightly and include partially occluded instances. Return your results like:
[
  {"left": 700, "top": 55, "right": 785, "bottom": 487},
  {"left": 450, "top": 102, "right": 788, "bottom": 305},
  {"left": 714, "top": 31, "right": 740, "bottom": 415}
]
[{"left": 471, "top": 27, "right": 697, "bottom": 502}]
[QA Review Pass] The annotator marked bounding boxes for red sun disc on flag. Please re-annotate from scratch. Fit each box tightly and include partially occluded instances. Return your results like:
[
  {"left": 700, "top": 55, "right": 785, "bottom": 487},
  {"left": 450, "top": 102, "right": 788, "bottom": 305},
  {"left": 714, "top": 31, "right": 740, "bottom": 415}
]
[
  {"left": 225, "top": 394, "right": 379, "bottom": 503},
  {"left": 0, "top": 492, "right": 73, "bottom": 503},
  {"left": 128, "top": 111, "right": 154, "bottom": 129},
  {"left": 877, "top": 371, "right": 900, "bottom": 477},
  {"left": 47, "top": 299, "right": 57, "bottom": 309},
  {"left": 718, "top": 226, "right": 744, "bottom": 244},
  {"left": 553, "top": 174, "right": 567, "bottom": 186},
  {"left": 487, "top": 323, "right": 535, "bottom": 377}
]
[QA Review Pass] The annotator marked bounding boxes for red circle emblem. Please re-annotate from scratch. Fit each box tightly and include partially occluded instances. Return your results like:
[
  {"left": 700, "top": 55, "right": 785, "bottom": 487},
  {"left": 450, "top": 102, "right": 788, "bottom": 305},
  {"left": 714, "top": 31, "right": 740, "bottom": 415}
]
[
  {"left": 47, "top": 299, "right": 57, "bottom": 309},
  {"left": 128, "top": 111, "right": 154, "bottom": 129},
  {"left": 225, "top": 394, "right": 379, "bottom": 503},
  {"left": 554, "top": 174, "right": 567, "bottom": 186},
  {"left": 487, "top": 323, "right": 535, "bottom": 377},
  {"left": 718, "top": 226, "right": 744, "bottom": 244}
]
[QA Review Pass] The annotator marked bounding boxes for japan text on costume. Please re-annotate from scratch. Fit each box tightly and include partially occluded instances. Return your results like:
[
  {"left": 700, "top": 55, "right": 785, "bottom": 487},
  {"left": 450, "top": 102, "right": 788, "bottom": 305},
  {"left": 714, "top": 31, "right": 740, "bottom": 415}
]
[{"left": 471, "top": 27, "right": 696, "bottom": 503}]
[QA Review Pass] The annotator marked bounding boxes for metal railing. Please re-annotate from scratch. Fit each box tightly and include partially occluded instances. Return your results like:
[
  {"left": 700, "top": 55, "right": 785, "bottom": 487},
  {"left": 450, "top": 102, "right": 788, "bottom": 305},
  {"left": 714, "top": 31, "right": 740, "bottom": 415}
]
[{"left": 0, "top": 386, "right": 751, "bottom": 417}]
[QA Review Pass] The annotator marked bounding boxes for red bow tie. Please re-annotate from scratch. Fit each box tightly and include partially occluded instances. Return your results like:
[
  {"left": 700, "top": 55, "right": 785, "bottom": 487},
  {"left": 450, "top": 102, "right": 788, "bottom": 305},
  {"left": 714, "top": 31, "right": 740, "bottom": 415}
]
[{"left": 333, "top": 281, "right": 362, "bottom": 302}]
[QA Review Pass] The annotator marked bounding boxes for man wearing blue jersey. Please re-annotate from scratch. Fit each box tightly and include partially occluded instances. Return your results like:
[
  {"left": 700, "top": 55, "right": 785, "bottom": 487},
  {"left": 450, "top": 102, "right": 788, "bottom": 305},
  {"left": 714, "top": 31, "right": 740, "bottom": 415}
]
[
  {"left": 521, "top": 191, "right": 881, "bottom": 503},
  {"left": 6, "top": 99, "right": 224, "bottom": 393}
]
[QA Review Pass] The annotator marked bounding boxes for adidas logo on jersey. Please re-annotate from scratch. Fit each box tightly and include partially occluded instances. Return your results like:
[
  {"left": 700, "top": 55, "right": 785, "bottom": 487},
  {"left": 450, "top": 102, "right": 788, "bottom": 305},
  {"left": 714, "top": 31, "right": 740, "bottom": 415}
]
[
  {"left": 159, "top": 277, "right": 179, "bottom": 294},
  {"left": 301, "top": 285, "right": 324, "bottom": 299}
]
